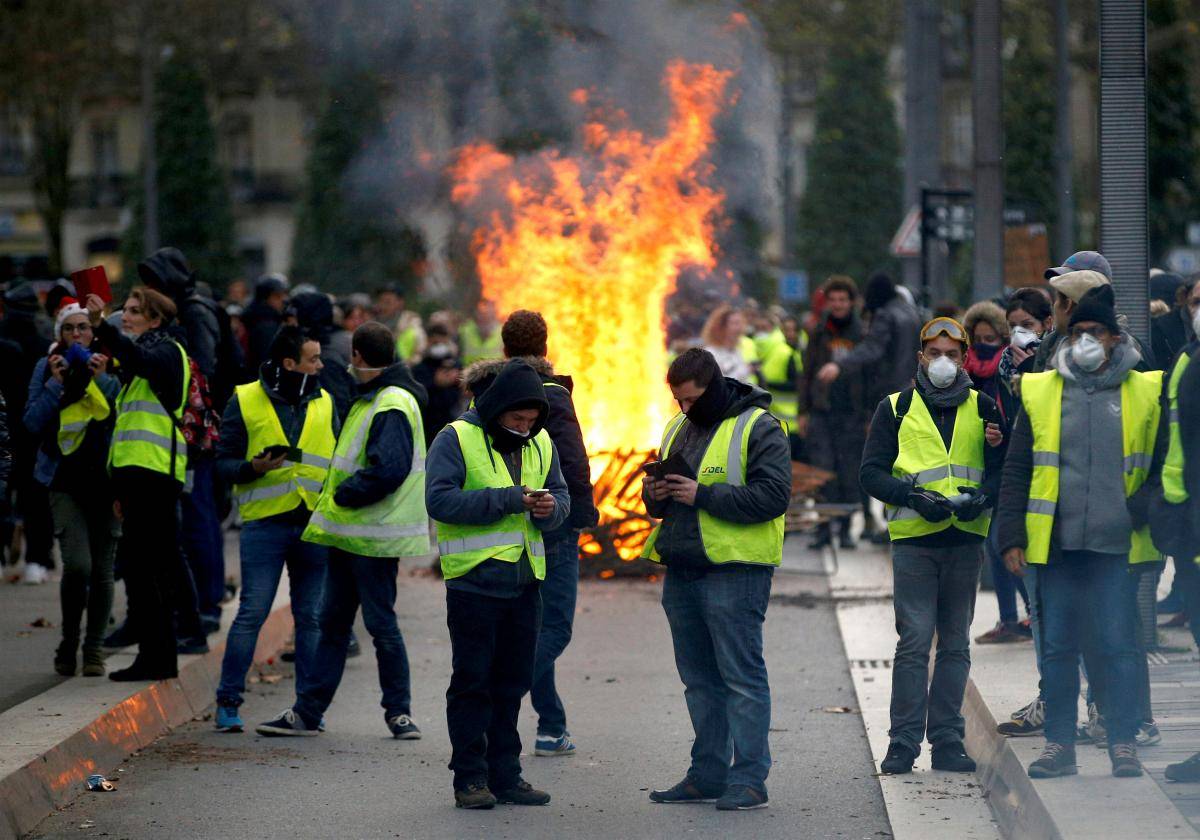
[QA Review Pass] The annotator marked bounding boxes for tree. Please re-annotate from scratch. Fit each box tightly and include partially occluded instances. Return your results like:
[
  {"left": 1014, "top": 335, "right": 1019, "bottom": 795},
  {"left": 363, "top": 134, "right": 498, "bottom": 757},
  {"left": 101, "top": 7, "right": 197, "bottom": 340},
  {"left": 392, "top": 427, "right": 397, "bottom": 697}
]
[
  {"left": 122, "top": 53, "right": 238, "bottom": 286},
  {"left": 1002, "top": 2, "right": 1057, "bottom": 229},
  {"left": 796, "top": 33, "right": 902, "bottom": 284}
]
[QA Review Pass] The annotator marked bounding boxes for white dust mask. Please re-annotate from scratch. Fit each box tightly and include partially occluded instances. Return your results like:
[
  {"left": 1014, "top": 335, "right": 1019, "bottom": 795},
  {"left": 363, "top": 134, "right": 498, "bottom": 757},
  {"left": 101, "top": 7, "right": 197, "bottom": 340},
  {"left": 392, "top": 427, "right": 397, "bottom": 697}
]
[
  {"left": 927, "top": 355, "right": 959, "bottom": 389},
  {"left": 1071, "top": 334, "right": 1107, "bottom": 372}
]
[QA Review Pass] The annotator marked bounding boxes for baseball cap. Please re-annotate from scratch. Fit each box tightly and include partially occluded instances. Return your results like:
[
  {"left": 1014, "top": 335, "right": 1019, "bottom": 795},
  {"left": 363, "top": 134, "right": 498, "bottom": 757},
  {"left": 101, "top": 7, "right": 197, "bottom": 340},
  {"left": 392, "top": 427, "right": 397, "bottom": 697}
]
[
  {"left": 1044, "top": 250, "right": 1112, "bottom": 281},
  {"left": 1048, "top": 269, "right": 1110, "bottom": 304}
]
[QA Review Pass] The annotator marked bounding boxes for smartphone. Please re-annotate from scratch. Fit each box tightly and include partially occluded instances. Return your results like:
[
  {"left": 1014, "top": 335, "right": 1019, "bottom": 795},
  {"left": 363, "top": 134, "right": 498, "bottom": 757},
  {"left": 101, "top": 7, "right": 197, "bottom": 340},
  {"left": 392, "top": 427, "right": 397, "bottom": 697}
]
[
  {"left": 259, "top": 444, "right": 291, "bottom": 460},
  {"left": 640, "top": 461, "right": 663, "bottom": 479},
  {"left": 527, "top": 488, "right": 551, "bottom": 497}
]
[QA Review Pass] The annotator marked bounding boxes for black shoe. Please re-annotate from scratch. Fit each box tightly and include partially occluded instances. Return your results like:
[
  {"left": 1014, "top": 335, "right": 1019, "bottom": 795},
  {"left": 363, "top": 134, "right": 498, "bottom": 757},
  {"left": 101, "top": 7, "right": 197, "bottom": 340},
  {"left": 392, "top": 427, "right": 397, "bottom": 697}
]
[
  {"left": 387, "top": 714, "right": 421, "bottom": 740},
  {"left": 649, "top": 776, "right": 724, "bottom": 803},
  {"left": 455, "top": 782, "right": 497, "bottom": 809},
  {"left": 807, "top": 531, "right": 832, "bottom": 550},
  {"left": 839, "top": 533, "right": 858, "bottom": 550},
  {"left": 715, "top": 785, "right": 768, "bottom": 811},
  {"left": 279, "top": 649, "right": 296, "bottom": 663},
  {"left": 1166, "top": 751, "right": 1200, "bottom": 782},
  {"left": 494, "top": 780, "right": 550, "bottom": 806},
  {"left": 177, "top": 636, "right": 210, "bottom": 655},
  {"left": 1028, "top": 742, "right": 1077, "bottom": 778},
  {"left": 54, "top": 640, "right": 77, "bottom": 676},
  {"left": 200, "top": 615, "right": 221, "bottom": 636},
  {"left": 880, "top": 742, "right": 917, "bottom": 775},
  {"left": 102, "top": 622, "right": 137, "bottom": 649},
  {"left": 346, "top": 635, "right": 361, "bottom": 658},
  {"left": 109, "top": 661, "right": 177, "bottom": 682},
  {"left": 1109, "top": 742, "right": 1143, "bottom": 778},
  {"left": 931, "top": 741, "right": 976, "bottom": 772}
]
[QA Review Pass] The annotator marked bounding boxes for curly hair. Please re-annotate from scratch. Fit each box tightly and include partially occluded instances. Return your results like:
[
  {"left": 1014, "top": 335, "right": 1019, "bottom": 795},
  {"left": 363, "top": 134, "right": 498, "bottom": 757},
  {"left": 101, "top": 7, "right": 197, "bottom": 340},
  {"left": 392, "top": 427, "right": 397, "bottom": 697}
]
[{"left": 501, "top": 309, "right": 548, "bottom": 358}]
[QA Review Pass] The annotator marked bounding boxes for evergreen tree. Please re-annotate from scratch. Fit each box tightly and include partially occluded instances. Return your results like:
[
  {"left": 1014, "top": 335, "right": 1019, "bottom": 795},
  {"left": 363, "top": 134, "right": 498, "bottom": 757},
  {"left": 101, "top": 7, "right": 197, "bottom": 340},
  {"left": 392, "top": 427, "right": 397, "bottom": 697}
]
[
  {"left": 122, "top": 53, "right": 238, "bottom": 287},
  {"left": 291, "top": 67, "right": 425, "bottom": 293},
  {"left": 1002, "top": 2, "right": 1056, "bottom": 230},
  {"left": 796, "top": 34, "right": 901, "bottom": 284}
]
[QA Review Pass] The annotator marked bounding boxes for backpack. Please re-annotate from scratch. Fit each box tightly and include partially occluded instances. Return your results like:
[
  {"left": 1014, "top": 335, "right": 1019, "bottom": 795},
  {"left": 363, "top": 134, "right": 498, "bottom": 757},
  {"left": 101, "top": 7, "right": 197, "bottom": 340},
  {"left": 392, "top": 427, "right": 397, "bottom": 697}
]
[{"left": 181, "top": 357, "right": 220, "bottom": 453}]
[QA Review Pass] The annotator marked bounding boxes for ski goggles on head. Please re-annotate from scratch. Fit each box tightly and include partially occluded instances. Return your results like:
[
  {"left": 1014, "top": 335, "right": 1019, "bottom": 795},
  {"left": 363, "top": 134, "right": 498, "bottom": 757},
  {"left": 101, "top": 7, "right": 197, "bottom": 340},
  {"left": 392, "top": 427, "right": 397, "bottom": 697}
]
[{"left": 920, "top": 316, "right": 968, "bottom": 345}]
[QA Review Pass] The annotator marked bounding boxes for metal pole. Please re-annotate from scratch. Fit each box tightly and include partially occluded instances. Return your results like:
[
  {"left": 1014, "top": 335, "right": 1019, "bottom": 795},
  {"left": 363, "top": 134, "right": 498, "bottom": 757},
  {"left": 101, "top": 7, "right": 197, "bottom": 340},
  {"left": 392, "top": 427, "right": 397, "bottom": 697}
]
[
  {"left": 1053, "top": 0, "right": 1075, "bottom": 261},
  {"left": 1099, "top": 0, "right": 1149, "bottom": 343},
  {"left": 903, "top": 0, "right": 941, "bottom": 291},
  {"left": 141, "top": 5, "right": 158, "bottom": 254},
  {"left": 972, "top": 0, "right": 1004, "bottom": 301}
]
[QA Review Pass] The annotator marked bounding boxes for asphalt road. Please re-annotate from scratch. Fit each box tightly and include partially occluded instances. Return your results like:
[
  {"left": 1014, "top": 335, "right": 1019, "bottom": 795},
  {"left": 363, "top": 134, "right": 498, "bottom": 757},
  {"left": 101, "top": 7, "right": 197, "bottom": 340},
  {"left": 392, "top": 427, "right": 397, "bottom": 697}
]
[{"left": 31, "top": 561, "right": 891, "bottom": 840}]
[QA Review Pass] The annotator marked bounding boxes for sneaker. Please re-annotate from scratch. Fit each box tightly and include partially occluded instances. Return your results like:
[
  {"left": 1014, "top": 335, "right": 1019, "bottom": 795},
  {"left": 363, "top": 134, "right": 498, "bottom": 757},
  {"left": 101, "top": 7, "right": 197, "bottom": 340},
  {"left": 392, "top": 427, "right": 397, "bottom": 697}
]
[
  {"left": 880, "top": 742, "right": 917, "bottom": 775},
  {"left": 715, "top": 785, "right": 769, "bottom": 811},
  {"left": 974, "top": 622, "right": 1030, "bottom": 644},
  {"left": 494, "top": 780, "right": 551, "bottom": 806},
  {"left": 1109, "top": 742, "right": 1143, "bottom": 777},
  {"left": 649, "top": 776, "right": 724, "bottom": 803},
  {"left": 1136, "top": 721, "right": 1161, "bottom": 747},
  {"left": 931, "top": 741, "right": 977, "bottom": 772},
  {"left": 535, "top": 732, "right": 576, "bottom": 757},
  {"left": 1028, "top": 742, "right": 1077, "bottom": 778},
  {"left": 256, "top": 709, "right": 319, "bottom": 737},
  {"left": 1166, "top": 751, "right": 1200, "bottom": 782},
  {"left": 81, "top": 648, "right": 105, "bottom": 678},
  {"left": 1015, "top": 618, "right": 1033, "bottom": 638},
  {"left": 177, "top": 636, "right": 210, "bottom": 656},
  {"left": 455, "top": 782, "right": 497, "bottom": 809},
  {"left": 215, "top": 705, "right": 244, "bottom": 733},
  {"left": 22, "top": 563, "right": 48, "bottom": 585},
  {"left": 997, "top": 698, "right": 1045, "bottom": 737},
  {"left": 387, "top": 714, "right": 421, "bottom": 740}
]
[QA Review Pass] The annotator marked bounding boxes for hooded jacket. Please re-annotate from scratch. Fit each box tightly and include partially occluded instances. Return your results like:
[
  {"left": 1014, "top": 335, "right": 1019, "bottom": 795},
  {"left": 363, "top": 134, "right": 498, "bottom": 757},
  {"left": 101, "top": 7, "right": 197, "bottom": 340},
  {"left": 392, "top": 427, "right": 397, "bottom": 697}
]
[
  {"left": 1151, "top": 342, "right": 1200, "bottom": 559},
  {"left": 289, "top": 291, "right": 355, "bottom": 420},
  {"left": 138, "top": 248, "right": 222, "bottom": 382},
  {"left": 836, "top": 292, "right": 922, "bottom": 405},
  {"left": 641, "top": 377, "right": 792, "bottom": 571},
  {"left": 426, "top": 359, "right": 570, "bottom": 596},
  {"left": 799, "top": 311, "right": 868, "bottom": 414}
]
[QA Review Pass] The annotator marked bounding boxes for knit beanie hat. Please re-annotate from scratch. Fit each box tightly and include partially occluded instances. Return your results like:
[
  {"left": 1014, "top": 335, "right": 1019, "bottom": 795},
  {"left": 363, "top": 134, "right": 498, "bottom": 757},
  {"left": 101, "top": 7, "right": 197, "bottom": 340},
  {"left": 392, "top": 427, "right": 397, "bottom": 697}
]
[
  {"left": 1068, "top": 284, "right": 1120, "bottom": 334},
  {"left": 54, "top": 297, "right": 87, "bottom": 337}
]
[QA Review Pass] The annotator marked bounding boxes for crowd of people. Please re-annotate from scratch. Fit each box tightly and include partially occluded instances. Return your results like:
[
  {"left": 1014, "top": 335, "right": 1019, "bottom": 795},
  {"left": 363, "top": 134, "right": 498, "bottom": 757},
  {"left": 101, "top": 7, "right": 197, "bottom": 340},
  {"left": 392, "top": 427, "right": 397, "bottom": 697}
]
[{"left": 1, "top": 239, "right": 1198, "bottom": 808}]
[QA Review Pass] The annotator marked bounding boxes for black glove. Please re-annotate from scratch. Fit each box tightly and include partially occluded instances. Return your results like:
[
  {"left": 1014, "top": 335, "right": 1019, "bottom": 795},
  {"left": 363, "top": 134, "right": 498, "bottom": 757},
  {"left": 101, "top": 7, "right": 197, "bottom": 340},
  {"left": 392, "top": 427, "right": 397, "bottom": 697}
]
[
  {"left": 906, "top": 487, "right": 953, "bottom": 522},
  {"left": 952, "top": 485, "right": 990, "bottom": 522}
]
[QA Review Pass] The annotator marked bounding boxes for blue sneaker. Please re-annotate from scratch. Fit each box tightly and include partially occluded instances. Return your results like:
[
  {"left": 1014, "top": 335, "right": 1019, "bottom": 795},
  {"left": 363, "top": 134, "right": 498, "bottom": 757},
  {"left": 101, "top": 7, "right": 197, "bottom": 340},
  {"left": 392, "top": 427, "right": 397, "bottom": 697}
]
[
  {"left": 215, "top": 704, "right": 244, "bottom": 733},
  {"left": 255, "top": 708, "right": 319, "bottom": 737},
  {"left": 534, "top": 732, "right": 576, "bottom": 757}
]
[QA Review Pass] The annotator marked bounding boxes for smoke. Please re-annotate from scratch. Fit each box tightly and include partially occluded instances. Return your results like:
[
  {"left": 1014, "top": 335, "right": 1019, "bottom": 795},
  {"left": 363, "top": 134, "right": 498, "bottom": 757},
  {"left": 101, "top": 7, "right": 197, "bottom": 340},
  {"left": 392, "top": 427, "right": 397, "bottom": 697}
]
[{"left": 324, "top": 0, "right": 781, "bottom": 299}]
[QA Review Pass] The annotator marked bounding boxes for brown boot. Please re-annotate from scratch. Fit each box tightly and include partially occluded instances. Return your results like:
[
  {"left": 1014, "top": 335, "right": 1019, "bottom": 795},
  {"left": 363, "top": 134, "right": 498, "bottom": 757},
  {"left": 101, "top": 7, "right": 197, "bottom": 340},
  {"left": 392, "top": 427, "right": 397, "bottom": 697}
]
[{"left": 81, "top": 647, "right": 106, "bottom": 677}]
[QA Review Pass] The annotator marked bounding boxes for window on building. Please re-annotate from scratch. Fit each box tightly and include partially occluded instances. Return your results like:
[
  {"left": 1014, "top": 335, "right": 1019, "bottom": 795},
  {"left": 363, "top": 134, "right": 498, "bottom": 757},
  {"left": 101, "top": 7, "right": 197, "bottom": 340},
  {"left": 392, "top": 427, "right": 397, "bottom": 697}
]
[
  {"left": 91, "top": 121, "right": 120, "bottom": 206},
  {"left": 220, "top": 113, "right": 254, "bottom": 201}
]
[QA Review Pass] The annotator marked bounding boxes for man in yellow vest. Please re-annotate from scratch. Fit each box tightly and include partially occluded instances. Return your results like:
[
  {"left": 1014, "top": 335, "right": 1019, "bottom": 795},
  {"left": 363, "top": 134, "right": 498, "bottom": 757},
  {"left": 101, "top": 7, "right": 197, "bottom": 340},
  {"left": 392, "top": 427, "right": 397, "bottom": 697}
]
[
  {"left": 257, "top": 322, "right": 431, "bottom": 740},
  {"left": 641, "top": 348, "right": 791, "bottom": 811},
  {"left": 860, "top": 316, "right": 1005, "bottom": 776},
  {"left": 426, "top": 358, "right": 569, "bottom": 809},
  {"left": 459, "top": 299, "right": 504, "bottom": 364},
  {"left": 998, "top": 284, "right": 1165, "bottom": 780},
  {"left": 213, "top": 326, "right": 337, "bottom": 733}
]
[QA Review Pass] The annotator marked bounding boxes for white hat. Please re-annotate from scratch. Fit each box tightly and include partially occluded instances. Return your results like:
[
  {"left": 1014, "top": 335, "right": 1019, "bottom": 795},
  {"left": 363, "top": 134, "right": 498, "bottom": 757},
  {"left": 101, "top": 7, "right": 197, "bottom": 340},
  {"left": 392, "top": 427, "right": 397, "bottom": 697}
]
[
  {"left": 1047, "top": 269, "right": 1110, "bottom": 303},
  {"left": 54, "top": 299, "right": 88, "bottom": 337}
]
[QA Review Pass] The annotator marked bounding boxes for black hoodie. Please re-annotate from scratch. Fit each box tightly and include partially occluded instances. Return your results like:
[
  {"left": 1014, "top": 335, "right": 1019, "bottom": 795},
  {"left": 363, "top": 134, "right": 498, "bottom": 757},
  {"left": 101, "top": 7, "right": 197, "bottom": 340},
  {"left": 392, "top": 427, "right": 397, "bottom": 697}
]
[
  {"left": 289, "top": 290, "right": 356, "bottom": 421},
  {"left": 138, "top": 247, "right": 223, "bottom": 383}
]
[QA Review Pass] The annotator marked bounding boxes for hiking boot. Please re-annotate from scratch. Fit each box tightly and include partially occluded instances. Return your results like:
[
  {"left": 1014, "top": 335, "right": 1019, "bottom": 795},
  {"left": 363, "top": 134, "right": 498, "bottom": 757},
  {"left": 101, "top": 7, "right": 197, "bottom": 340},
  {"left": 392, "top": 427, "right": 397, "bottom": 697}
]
[
  {"left": 494, "top": 780, "right": 550, "bottom": 806},
  {"left": 387, "top": 714, "right": 421, "bottom": 740},
  {"left": 931, "top": 741, "right": 976, "bottom": 773},
  {"left": 1166, "top": 751, "right": 1200, "bottom": 782},
  {"left": 81, "top": 647, "right": 105, "bottom": 677},
  {"left": 455, "top": 782, "right": 497, "bottom": 809},
  {"left": 54, "top": 641, "right": 77, "bottom": 677},
  {"left": 535, "top": 731, "right": 576, "bottom": 757},
  {"left": 256, "top": 708, "right": 318, "bottom": 737},
  {"left": 1109, "top": 742, "right": 1143, "bottom": 777},
  {"left": 1137, "top": 721, "right": 1161, "bottom": 747},
  {"left": 880, "top": 742, "right": 917, "bottom": 775},
  {"left": 715, "top": 785, "right": 769, "bottom": 811},
  {"left": 974, "top": 622, "right": 1030, "bottom": 645},
  {"left": 1028, "top": 742, "right": 1077, "bottom": 778},
  {"left": 649, "top": 776, "right": 723, "bottom": 803},
  {"left": 997, "top": 697, "right": 1045, "bottom": 737}
]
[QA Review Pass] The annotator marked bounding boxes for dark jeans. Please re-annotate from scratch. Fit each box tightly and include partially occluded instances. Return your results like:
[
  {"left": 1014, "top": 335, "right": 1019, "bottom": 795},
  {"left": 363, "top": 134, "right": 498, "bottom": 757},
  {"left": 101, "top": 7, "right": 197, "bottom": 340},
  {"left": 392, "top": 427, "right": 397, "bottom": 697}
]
[
  {"left": 294, "top": 550, "right": 411, "bottom": 727},
  {"left": 217, "top": 517, "right": 326, "bottom": 708},
  {"left": 181, "top": 459, "right": 225, "bottom": 620},
  {"left": 117, "top": 474, "right": 183, "bottom": 672},
  {"left": 1176, "top": 556, "right": 1200, "bottom": 650},
  {"left": 807, "top": 410, "right": 865, "bottom": 506},
  {"left": 51, "top": 491, "right": 119, "bottom": 653},
  {"left": 889, "top": 542, "right": 981, "bottom": 752},
  {"left": 662, "top": 565, "right": 773, "bottom": 794},
  {"left": 15, "top": 457, "right": 54, "bottom": 568},
  {"left": 985, "top": 527, "right": 1028, "bottom": 624},
  {"left": 530, "top": 529, "right": 580, "bottom": 737},
  {"left": 445, "top": 585, "right": 540, "bottom": 791},
  {"left": 1040, "top": 551, "right": 1139, "bottom": 744}
]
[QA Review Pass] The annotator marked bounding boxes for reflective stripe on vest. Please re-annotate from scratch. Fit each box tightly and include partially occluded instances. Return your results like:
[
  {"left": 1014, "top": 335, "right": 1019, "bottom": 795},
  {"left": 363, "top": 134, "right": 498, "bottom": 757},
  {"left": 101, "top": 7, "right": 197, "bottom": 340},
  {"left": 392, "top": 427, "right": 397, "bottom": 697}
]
[
  {"left": 232, "top": 382, "right": 336, "bottom": 521},
  {"left": 435, "top": 421, "right": 553, "bottom": 580},
  {"left": 108, "top": 342, "right": 190, "bottom": 484},
  {"left": 57, "top": 379, "right": 111, "bottom": 455},
  {"left": 884, "top": 389, "right": 989, "bottom": 541},
  {"left": 1164, "top": 352, "right": 1192, "bottom": 504},
  {"left": 641, "top": 408, "right": 785, "bottom": 566},
  {"left": 1020, "top": 369, "right": 1164, "bottom": 564},
  {"left": 301, "top": 385, "right": 430, "bottom": 558}
]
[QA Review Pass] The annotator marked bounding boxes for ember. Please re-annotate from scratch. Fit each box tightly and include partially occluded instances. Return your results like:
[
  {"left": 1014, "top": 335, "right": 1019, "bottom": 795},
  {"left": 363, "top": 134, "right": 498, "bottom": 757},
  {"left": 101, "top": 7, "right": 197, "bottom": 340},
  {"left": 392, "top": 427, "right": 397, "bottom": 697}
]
[{"left": 451, "top": 61, "right": 732, "bottom": 571}]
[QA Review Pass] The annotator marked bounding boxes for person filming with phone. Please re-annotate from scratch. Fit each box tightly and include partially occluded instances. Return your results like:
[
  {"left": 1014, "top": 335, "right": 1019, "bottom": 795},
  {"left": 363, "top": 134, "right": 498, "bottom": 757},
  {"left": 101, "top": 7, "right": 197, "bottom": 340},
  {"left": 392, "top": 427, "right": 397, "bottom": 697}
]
[{"left": 211, "top": 325, "right": 337, "bottom": 733}]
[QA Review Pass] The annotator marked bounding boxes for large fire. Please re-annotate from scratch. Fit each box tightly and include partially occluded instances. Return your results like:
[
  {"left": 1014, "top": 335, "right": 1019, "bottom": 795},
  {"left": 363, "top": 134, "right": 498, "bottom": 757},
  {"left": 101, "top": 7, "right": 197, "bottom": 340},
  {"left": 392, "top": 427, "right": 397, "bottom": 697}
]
[{"left": 450, "top": 61, "right": 732, "bottom": 568}]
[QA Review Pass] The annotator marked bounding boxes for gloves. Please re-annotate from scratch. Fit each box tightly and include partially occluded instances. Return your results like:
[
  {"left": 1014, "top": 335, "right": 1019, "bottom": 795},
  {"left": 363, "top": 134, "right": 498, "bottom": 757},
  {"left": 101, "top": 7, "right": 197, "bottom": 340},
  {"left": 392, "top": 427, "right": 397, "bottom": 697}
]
[
  {"left": 952, "top": 485, "right": 990, "bottom": 522},
  {"left": 906, "top": 487, "right": 953, "bottom": 523}
]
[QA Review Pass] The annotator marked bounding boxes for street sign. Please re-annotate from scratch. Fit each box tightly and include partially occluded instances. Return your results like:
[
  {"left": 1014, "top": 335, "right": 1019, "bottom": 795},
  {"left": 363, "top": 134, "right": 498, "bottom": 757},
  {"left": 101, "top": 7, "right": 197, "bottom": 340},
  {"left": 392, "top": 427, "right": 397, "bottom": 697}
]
[
  {"left": 779, "top": 269, "right": 809, "bottom": 303},
  {"left": 890, "top": 206, "right": 921, "bottom": 257}
]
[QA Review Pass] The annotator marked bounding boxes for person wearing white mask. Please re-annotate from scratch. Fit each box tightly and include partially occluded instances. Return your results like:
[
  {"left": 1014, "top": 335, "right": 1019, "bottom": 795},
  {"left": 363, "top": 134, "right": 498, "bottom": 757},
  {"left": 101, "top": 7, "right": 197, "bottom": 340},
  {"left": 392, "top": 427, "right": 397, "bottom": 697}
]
[
  {"left": 860, "top": 317, "right": 1005, "bottom": 775},
  {"left": 997, "top": 284, "right": 1166, "bottom": 780}
]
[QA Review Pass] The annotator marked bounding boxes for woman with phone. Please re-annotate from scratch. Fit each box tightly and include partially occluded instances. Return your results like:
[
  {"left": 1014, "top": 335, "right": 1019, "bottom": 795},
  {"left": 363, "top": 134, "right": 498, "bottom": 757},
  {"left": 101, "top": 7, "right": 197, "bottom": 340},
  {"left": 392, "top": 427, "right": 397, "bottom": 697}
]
[{"left": 24, "top": 299, "right": 119, "bottom": 676}]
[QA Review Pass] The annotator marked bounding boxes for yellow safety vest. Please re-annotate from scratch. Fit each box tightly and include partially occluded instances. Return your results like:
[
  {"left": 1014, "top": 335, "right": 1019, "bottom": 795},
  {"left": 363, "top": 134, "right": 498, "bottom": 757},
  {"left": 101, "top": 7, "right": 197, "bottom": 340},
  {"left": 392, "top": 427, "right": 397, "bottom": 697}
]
[
  {"left": 1020, "top": 369, "right": 1163, "bottom": 565},
  {"left": 232, "top": 382, "right": 336, "bottom": 522},
  {"left": 396, "top": 326, "right": 420, "bottom": 362},
  {"left": 302, "top": 385, "right": 430, "bottom": 557},
  {"left": 1164, "top": 352, "right": 1192, "bottom": 504},
  {"left": 108, "top": 341, "right": 190, "bottom": 484},
  {"left": 58, "top": 379, "right": 111, "bottom": 456},
  {"left": 884, "top": 389, "right": 990, "bottom": 540},
  {"left": 435, "top": 421, "right": 553, "bottom": 580},
  {"left": 759, "top": 341, "right": 802, "bottom": 433},
  {"left": 459, "top": 321, "right": 503, "bottom": 365},
  {"left": 641, "top": 408, "right": 784, "bottom": 566}
]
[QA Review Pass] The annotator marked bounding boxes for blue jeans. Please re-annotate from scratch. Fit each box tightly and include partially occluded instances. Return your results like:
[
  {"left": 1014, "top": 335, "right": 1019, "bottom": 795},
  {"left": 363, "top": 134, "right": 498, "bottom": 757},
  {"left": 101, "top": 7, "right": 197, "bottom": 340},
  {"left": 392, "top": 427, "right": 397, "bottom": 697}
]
[
  {"left": 530, "top": 529, "right": 580, "bottom": 737},
  {"left": 216, "top": 517, "right": 326, "bottom": 708},
  {"left": 889, "top": 542, "right": 981, "bottom": 752},
  {"left": 1040, "top": 551, "right": 1139, "bottom": 744},
  {"left": 662, "top": 565, "right": 773, "bottom": 794},
  {"left": 986, "top": 527, "right": 1028, "bottom": 624},
  {"left": 295, "top": 549, "right": 412, "bottom": 727},
  {"left": 181, "top": 459, "right": 226, "bottom": 620}
]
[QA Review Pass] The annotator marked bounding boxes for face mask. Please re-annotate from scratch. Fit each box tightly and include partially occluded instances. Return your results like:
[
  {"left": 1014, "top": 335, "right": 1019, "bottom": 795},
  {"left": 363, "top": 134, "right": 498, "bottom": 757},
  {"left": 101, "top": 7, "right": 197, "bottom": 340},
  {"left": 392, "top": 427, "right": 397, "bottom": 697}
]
[
  {"left": 971, "top": 341, "right": 1002, "bottom": 361},
  {"left": 926, "top": 355, "right": 959, "bottom": 389},
  {"left": 501, "top": 425, "right": 530, "bottom": 438},
  {"left": 1011, "top": 326, "right": 1040, "bottom": 350},
  {"left": 1071, "top": 333, "right": 1107, "bottom": 372}
]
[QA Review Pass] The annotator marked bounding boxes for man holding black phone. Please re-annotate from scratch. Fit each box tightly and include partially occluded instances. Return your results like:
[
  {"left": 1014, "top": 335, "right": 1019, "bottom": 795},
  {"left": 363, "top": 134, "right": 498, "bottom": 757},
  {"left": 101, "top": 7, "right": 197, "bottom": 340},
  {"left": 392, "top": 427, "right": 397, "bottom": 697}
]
[{"left": 213, "top": 326, "right": 336, "bottom": 733}]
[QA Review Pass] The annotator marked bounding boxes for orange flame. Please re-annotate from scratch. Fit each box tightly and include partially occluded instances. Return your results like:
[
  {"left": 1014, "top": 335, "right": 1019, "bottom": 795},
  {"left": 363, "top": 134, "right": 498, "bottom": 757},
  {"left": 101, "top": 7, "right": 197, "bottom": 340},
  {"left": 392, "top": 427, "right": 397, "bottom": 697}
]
[{"left": 451, "top": 61, "right": 732, "bottom": 562}]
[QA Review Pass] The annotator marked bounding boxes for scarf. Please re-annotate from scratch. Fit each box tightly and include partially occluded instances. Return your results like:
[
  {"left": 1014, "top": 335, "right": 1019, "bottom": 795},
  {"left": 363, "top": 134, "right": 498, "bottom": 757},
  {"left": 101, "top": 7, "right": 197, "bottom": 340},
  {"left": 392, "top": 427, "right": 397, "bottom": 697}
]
[
  {"left": 683, "top": 374, "right": 730, "bottom": 429},
  {"left": 915, "top": 364, "right": 972, "bottom": 408}
]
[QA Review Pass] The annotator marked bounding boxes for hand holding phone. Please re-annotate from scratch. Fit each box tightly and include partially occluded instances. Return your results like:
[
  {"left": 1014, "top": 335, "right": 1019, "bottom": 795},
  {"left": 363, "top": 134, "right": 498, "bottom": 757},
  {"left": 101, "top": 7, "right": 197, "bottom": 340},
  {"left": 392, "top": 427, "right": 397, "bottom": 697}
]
[{"left": 252, "top": 445, "right": 290, "bottom": 475}]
